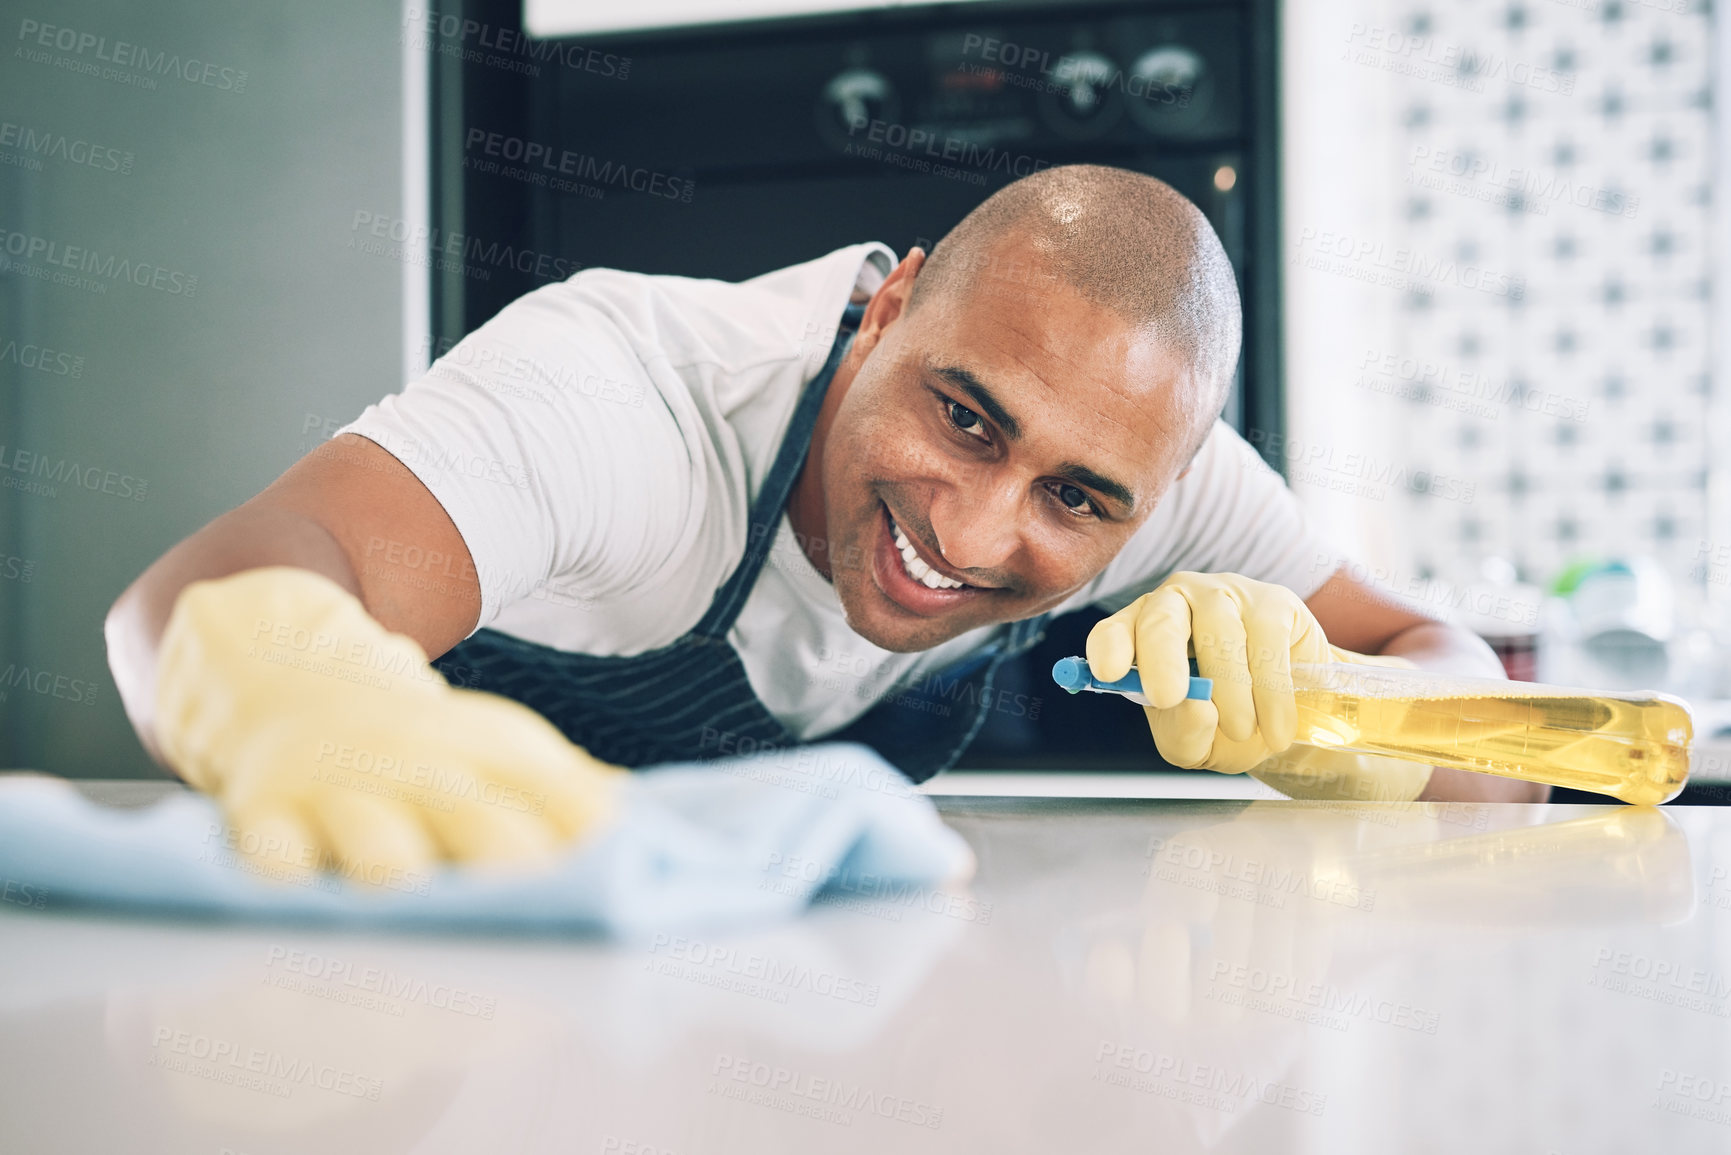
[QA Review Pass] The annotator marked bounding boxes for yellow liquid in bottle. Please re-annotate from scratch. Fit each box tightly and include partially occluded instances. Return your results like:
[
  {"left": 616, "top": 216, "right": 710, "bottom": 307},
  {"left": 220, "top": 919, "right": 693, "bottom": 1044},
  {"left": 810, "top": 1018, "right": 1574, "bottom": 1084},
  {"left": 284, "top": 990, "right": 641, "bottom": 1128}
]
[{"left": 1292, "top": 680, "right": 1693, "bottom": 806}]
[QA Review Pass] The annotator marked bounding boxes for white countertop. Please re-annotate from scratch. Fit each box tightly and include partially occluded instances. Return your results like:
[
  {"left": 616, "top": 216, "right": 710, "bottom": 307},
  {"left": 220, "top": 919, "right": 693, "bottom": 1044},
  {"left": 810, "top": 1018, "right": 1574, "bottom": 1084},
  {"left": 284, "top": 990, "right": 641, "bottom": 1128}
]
[
  {"left": 3, "top": 783, "right": 1730, "bottom": 1152},
  {"left": 924, "top": 769, "right": 1288, "bottom": 799}
]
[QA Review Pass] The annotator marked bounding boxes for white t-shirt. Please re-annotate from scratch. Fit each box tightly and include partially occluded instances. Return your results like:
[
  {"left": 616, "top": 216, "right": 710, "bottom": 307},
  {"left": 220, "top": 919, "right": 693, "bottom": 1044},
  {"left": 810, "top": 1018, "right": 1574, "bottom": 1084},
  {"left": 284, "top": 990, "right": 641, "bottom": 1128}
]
[{"left": 341, "top": 243, "right": 1342, "bottom": 740}]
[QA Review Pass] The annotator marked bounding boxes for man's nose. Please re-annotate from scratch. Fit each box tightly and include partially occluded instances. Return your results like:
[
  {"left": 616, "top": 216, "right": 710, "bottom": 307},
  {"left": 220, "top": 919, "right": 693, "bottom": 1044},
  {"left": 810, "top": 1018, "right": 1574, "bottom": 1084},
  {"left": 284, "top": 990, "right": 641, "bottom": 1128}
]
[{"left": 929, "top": 477, "right": 1022, "bottom": 574}]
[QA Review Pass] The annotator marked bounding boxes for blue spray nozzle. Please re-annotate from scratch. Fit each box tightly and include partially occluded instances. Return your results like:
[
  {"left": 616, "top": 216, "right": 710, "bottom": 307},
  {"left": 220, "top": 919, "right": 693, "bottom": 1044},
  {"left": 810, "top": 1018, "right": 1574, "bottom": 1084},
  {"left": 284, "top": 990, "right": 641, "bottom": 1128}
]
[
  {"left": 1051, "top": 656, "right": 1093, "bottom": 693},
  {"left": 1049, "top": 657, "right": 1212, "bottom": 701}
]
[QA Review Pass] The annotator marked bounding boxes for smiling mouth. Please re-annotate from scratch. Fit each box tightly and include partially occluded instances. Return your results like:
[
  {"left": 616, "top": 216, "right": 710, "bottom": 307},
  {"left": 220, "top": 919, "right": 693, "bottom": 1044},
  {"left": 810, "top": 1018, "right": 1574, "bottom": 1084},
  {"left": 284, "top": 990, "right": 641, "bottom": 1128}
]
[
  {"left": 889, "top": 515, "right": 969, "bottom": 590},
  {"left": 868, "top": 502, "right": 1002, "bottom": 618}
]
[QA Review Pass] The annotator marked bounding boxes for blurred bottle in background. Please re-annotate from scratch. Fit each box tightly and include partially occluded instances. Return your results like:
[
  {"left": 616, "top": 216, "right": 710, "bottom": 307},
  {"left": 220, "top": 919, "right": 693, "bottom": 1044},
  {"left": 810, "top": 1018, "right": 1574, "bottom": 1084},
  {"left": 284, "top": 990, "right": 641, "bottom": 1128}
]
[
  {"left": 1454, "top": 557, "right": 1545, "bottom": 683},
  {"left": 1537, "top": 556, "right": 1727, "bottom": 704}
]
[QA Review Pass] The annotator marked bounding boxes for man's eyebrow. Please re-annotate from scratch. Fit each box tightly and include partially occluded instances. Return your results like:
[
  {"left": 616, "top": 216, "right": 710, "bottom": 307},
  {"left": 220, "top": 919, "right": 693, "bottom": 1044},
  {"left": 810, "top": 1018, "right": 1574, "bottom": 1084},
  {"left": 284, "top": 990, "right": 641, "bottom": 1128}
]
[
  {"left": 931, "top": 364, "right": 1136, "bottom": 515},
  {"left": 1055, "top": 462, "right": 1136, "bottom": 514}
]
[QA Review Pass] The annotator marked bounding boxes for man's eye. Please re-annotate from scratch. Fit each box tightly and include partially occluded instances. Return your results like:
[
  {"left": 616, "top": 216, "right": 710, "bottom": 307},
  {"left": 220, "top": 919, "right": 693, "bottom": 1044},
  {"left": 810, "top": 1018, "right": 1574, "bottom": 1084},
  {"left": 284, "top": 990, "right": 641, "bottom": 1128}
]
[
  {"left": 1051, "top": 482, "right": 1097, "bottom": 517},
  {"left": 947, "top": 400, "right": 987, "bottom": 438}
]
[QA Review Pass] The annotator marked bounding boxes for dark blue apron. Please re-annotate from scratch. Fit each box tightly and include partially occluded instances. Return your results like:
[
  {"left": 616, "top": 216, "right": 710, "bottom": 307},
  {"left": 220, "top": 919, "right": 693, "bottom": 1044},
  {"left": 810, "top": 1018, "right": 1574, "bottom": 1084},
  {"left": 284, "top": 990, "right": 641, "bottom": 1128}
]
[{"left": 433, "top": 302, "right": 1049, "bottom": 784}]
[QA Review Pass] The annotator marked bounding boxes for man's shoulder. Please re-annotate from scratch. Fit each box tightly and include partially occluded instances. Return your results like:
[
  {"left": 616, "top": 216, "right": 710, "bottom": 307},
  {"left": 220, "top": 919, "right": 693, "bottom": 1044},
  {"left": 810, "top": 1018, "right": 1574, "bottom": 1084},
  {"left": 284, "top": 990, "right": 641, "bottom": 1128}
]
[{"left": 529, "top": 242, "right": 896, "bottom": 375}]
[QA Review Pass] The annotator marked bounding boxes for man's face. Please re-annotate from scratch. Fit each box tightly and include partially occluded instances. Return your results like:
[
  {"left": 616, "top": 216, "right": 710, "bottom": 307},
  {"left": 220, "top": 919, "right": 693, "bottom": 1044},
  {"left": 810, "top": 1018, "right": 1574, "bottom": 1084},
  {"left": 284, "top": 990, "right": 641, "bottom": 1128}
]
[{"left": 818, "top": 247, "right": 1208, "bottom": 653}]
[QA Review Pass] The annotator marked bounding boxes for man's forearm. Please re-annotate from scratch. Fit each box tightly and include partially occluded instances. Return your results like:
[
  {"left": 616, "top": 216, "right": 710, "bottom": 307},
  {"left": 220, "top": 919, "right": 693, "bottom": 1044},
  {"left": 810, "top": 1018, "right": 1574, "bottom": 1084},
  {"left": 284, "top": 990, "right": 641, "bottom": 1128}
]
[
  {"left": 1376, "top": 621, "right": 1550, "bottom": 803},
  {"left": 104, "top": 505, "right": 359, "bottom": 767}
]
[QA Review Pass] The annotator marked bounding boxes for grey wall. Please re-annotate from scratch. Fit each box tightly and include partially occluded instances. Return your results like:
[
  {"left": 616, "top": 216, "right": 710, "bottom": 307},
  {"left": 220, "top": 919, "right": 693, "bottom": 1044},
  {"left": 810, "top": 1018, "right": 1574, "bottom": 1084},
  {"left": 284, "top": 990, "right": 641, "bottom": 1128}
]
[{"left": 0, "top": 0, "right": 405, "bottom": 777}]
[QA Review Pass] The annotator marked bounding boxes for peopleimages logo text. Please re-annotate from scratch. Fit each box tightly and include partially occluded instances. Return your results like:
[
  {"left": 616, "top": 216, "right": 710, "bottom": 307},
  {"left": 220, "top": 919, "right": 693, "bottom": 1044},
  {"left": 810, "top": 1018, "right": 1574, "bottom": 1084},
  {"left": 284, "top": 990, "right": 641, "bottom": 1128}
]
[
  {"left": 845, "top": 116, "right": 1051, "bottom": 179},
  {"left": 16, "top": 19, "right": 248, "bottom": 92},
  {"left": 464, "top": 130, "right": 693, "bottom": 201},
  {"left": 0, "top": 227, "right": 198, "bottom": 296},
  {"left": 0, "top": 443, "right": 148, "bottom": 501},
  {"left": 348, "top": 211, "right": 581, "bottom": 282},
  {"left": 0, "top": 120, "right": 133, "bottom": 173},
  {"left": 402, "top": 8, "right": 629, "bottom": 80}
]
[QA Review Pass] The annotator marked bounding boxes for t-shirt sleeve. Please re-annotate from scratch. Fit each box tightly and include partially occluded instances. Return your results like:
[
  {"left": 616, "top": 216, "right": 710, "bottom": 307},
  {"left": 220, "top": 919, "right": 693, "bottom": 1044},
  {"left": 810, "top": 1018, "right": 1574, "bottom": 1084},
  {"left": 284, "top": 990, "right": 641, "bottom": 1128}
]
[
  {"left": 337, "top": 279, "right": 705, "bottom": 634},
  {"left": 1087, "top": 420, "right": 1348, "bottom": 614}
]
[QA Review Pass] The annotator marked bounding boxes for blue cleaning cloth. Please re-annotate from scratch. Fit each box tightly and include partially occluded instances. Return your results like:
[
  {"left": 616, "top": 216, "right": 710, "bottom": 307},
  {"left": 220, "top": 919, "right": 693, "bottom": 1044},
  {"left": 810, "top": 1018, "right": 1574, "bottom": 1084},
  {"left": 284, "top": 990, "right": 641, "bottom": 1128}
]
[{"left": 0, "top": 743, "right": 973, "bottom": 937}]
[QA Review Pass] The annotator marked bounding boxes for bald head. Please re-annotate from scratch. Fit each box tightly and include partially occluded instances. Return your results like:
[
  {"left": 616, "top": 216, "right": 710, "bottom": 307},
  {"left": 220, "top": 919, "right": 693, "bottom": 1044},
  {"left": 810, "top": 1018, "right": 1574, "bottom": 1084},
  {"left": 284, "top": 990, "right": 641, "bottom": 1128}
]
[{"left": 909, "top": 165, "right": 1241, "bottom": 421}]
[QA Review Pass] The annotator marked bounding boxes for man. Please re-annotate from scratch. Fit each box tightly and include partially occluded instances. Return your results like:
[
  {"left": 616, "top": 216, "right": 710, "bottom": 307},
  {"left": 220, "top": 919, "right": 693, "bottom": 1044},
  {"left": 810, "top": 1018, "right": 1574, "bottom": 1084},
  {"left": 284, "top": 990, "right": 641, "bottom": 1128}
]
[{"left": 106, "top": 165, "right": 1540, "bottom": 878}]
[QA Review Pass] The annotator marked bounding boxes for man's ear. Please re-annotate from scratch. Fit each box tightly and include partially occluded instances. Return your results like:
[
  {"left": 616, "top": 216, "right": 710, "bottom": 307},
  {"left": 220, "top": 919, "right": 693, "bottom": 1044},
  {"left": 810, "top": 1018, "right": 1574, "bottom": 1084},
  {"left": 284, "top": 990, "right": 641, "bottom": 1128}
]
[{"left": 856, "top": 248, "right": 926, "bottom": 347}]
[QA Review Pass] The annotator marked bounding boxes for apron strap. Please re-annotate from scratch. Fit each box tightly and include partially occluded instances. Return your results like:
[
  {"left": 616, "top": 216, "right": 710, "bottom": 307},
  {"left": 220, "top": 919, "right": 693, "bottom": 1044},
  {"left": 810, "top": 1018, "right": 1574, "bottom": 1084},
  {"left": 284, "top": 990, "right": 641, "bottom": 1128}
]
[{"left": 690, "top": 302, "right": 862, "bottom": 639}]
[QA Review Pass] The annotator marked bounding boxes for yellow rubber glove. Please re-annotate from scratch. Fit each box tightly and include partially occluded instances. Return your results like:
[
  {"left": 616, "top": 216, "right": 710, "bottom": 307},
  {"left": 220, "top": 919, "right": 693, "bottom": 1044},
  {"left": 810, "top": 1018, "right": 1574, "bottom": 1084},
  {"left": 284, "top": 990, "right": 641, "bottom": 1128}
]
[
  {"left": 1245, "top": 742, "right": 1434, "bottom": 804},
  {"left": 1085, "top": 571, "right": 1435, "bottom": 801},
  {"left": 155, "top": 567, "right": 624, "bottom": 883}
]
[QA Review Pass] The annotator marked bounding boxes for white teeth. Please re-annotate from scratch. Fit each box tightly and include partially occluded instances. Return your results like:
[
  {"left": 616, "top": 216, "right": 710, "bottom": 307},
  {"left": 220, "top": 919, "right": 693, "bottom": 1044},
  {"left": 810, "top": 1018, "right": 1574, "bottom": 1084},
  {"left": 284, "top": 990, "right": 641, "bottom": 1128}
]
[{"left": 889, "top": 517, "right": 966, "bottom": 590}]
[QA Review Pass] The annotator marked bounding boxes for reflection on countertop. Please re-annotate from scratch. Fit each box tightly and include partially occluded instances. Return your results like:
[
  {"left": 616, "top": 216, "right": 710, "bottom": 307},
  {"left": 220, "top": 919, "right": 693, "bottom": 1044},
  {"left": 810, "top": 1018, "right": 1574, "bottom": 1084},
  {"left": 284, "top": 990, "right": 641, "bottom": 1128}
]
[{"left": 3, "top": 794, "right": 1730, "bottom": 1153}]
